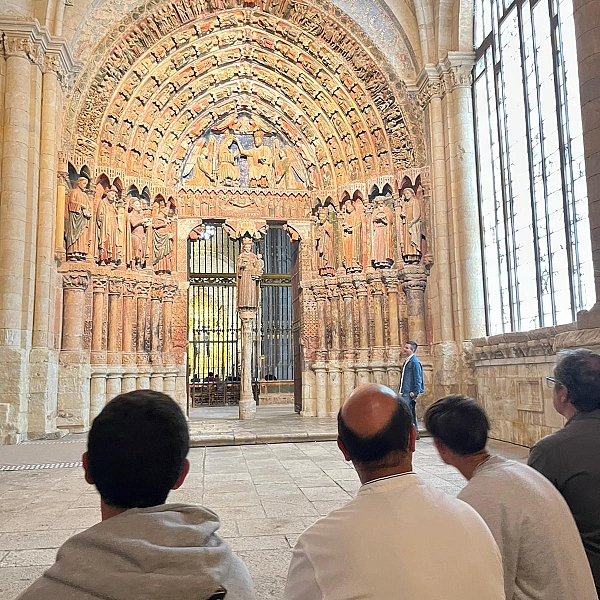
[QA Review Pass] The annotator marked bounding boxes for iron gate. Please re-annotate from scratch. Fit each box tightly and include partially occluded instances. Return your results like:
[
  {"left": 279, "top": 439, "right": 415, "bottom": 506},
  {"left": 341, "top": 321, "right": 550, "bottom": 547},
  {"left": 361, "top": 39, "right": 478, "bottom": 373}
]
[{"left": 188, "top": 223, "right": 294, "bottom": 409}]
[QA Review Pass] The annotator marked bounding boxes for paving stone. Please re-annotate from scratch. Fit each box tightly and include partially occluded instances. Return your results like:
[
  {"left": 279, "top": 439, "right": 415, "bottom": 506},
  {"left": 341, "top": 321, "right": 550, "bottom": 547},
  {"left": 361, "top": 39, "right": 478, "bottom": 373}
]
[{"left": 0, "top": 548, "right": 58, "bottom": 567}]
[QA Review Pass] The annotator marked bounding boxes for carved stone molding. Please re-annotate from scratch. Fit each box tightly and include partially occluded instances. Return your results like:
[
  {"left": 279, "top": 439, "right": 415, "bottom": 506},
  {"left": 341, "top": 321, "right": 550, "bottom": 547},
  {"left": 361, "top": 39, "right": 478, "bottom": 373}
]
[
  {"left": 62, "top": 271, "right": 91, "bottom": 291},
  {"left": 223, "top": 218, "right": 268, "bottom": 240}
]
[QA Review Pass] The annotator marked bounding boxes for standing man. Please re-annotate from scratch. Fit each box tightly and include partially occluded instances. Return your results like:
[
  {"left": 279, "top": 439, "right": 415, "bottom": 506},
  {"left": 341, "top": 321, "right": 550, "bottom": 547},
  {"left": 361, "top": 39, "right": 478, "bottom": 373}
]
[
  {"left": 284, "top": 384, "right": 505, "bottom": 600},
  {"left": 528, "top": 348, "right": 600, "bottom": 596},
  {"left": 425, "top": 395, "right": 596, "bottom": 600},
  {"left": 400, "top": 341, "right": 424, "bottom": 436}
]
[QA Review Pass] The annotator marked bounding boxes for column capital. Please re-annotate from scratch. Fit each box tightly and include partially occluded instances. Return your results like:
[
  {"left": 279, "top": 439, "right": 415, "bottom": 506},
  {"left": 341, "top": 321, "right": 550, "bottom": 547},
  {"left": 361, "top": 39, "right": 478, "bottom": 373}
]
[
  {"left": 382, "top": 270, "right": 400, "bottom": 290},
  {"left": 151, "top": 282, "right": 164, "bottom": 300},
  {"left": 108, "top": 278, "right": 124, "bottom": 295},
  {"left": 441, "top": 52, "right": 476, "bottom": 92},
  {"left": 238, "top": 308, "right": 258, "bottom": 321},
  {"left": 62, "top": 270, "right": 90, "bottom": 291},
  {"left": 367, "top": 272, "right": 385, "bottom": 295},
  {"left": 400, "top": 265, "right": 428, "bottom": 292},
  {"left": 92, "top": 275, "right": 108, "bottom": 294},
  {"left": 122, "top": 280, "right": 137, "bottom": 297},
  {"left": 162, "top": 284, "right": 178, "bottom": 301},
  {"left": 353, "top": 274, "right": 369, "bottom": 296},
  {"left": 338, "top": 276, "right": 356, "bottom": 299},
  {"left": 312, "top": 280, "right": 328, "bottom": 302},
  {"left": 326, "top": 281, "right": 340, "bottom": 299},
  {"left": 0, "top": 19, "right": 77, "bottom": 87},
  {"left": 416, "top": 65, "right": 444, "bottom": 107},
  {"left": 135, "top": 281, "right": 152, "bottom": 298}
]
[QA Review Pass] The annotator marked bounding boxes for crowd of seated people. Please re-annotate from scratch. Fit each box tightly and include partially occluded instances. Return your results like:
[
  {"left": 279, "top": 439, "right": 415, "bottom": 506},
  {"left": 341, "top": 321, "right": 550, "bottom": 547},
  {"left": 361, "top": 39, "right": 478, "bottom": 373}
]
[{"left": 17, "top": 348, "right": 600, "bottom": 600}]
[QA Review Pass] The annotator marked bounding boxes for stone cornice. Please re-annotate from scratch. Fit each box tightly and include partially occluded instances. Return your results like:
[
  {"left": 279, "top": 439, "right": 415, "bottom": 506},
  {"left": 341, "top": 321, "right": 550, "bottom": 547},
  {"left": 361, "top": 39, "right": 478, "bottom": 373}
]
[{"left": 0, "top": 18, "right": 78, "bottom": 90}]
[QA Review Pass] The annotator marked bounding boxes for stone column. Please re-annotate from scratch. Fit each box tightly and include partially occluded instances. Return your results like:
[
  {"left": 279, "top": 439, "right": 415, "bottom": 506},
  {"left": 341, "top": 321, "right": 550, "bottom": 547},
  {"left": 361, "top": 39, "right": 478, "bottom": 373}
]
[
  {"left": 574, "top": 0, "right": 600, "bottom": 326},
  {"left": 314, "top": 364, "right": 328, "bottom": 418},
  {"left": 55, "top": 152, "right": 68, "bottom": 260},
  {"left": 57, "top": 270, "right": 91, "bottom": 432},
  {"left": 150, "top": 283, "right": 162, "bottom": 364},
  {"left": 106, "top": 372, "right": 122, "bottom": 404},
  {"left": 443, "top": 53, "right": 486, "bottom": 339},
  {"left": 368, "top": 273, "right": 386, "bottom": 385},
  {"left": 312, "top": 281, "right": 329, "bottom": 417},
  {"left": 136, "top": 281, "right": 151, "bottom": 364},
  {"left": 339, "top": 277, "right": 356, "bottom": 401},
  {"left": 91, "top": 275, "right": 108, "bottom": 362},
  {"left": 238, "top": 308, "right": 257, "bottom": 419},
  {"left": 354, "top": 275, "right": 370, "bottom": 385},
  {"left": 121, "top": 280, "right": 136, "bottom": 365},
  {"left": 313, "top": 280, "right": 328, "bottom": 354},
  {"left": 162, "top": 284, "right": 177, "bottom": 364},
  {"left": 383, "top": 271, "right": 402, "bottom": 389},
  {"left": 89, "top": 372, "right": 106, "bottom": 422},
  {"left": 0, "top": 33, "right": 36, "bottom": 442},
  {"left": 400, "top": 266, "right": 428, "bottom": 346},
  {"left": 150, "top": 372, "right": 164, "bottom": 392},
  {"left": 107, "top": 278, "right": 123, "bottom": 365},
  {"left": 326, "top": 281, "right": 342, "bottom": 414}
]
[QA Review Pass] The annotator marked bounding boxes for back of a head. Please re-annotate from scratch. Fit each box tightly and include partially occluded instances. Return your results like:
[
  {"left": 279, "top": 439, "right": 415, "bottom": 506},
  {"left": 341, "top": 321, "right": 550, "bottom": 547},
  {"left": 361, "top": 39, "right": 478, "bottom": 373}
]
[
  {"left": 338, "top": 384, "right": 413, "bottom": 468},
  {"left": 87, "top": 390, "right": 189, "bottom": 509},
  {"left": 554, "top": 348, "right": 600, "bottom": 412},
  {"left": 424, "top": 395, "right": 489, "bottom": 455}
]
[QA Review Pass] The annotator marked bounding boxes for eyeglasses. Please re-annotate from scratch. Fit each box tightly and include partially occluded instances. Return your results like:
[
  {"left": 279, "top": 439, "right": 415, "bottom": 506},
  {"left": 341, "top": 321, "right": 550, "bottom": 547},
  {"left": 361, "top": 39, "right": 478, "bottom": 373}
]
[{"left": 546, "top": 376, "right": 558, "bottom": 389}]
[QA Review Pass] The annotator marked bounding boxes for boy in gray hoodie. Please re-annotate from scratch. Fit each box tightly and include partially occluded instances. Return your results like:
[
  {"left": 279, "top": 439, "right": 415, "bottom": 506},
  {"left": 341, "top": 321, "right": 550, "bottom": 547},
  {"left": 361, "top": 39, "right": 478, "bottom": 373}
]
[{"left": 17, "top": 390, "right": 255, "bottom": 600}]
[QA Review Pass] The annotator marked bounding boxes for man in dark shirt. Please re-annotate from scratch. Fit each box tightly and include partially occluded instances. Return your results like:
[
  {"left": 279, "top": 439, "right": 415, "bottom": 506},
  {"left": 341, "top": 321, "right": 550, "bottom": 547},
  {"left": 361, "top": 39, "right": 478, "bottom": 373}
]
[{"left": 528, "top": 348, "right": 600, "bottom": 597}]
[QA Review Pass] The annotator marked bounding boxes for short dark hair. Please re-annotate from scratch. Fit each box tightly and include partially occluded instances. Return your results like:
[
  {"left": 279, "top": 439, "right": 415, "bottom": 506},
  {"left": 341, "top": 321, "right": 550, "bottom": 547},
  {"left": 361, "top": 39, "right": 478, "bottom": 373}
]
[
  {"left": 338, "top": 399, "right": 412, "bottom": 467},
  {"left": 554, "top": 349, "right": 600, "bottom": 412},
  {"left": 407, "top": 341, "right": 418, "bottom": 352},
  {"left": 87, "top": 390, "right": 189, "bottom": 508},
  {"left": 424, "top": 395, "right": 489, "bottom": 455}
]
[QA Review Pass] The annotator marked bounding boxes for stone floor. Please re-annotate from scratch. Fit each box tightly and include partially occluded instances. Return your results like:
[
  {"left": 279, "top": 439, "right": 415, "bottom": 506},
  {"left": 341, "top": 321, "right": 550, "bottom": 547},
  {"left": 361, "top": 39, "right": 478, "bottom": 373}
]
[{"left": 0, "top": 438, "right": 529, "bottom": 600}]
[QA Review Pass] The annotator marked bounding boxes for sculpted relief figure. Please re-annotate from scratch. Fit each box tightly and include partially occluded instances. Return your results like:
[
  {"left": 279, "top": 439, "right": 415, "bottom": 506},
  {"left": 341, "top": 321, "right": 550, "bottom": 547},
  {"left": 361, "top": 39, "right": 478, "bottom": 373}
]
[
  {"left": 95, "top": 186, "right": 121, "bottom": 265},
  {"left": 188, "top": 136, "right": 216, "bottom": 187},
  {"left": 125, "top": 199, "right": 150, "bottom": 270},
  {"left": 341, "top": 200, "right": 363, "bottom": 273},
  {"left": 371, "top": 195, "right": 394, "bottom": 268},
  {"left": 65, "top": 177, "right": 92, "bottom": 261},
  {"left": 315, "top": 207, "right": 335, "bottom": 276},
  {"left": 236, "top": 237, "right": 264, "bottom": 310},
  {"left": 152, "top": 199, "right": 174, "bottom": 274},
  {"left": 239, "top": 131, "right": 273, "bottom": 188},
  {"left": 217, "top": 132, "right": 240, "bottom": 186},
  {"left": 400, "top": 187, "right": 423, "bottom": 263}
]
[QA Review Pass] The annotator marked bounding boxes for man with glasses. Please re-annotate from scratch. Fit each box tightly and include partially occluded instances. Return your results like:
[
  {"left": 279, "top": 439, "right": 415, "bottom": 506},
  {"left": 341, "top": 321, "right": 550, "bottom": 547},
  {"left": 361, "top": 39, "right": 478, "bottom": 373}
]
[{"left": 529, "top": 348, "right": 600, "bottom": 597}]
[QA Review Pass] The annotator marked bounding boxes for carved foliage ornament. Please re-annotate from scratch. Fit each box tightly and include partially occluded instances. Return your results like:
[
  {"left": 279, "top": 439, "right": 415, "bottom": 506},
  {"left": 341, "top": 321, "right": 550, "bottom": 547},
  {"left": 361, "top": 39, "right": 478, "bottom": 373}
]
[{"left": 62, "top": 271, "right": 91, "bottom": 290}]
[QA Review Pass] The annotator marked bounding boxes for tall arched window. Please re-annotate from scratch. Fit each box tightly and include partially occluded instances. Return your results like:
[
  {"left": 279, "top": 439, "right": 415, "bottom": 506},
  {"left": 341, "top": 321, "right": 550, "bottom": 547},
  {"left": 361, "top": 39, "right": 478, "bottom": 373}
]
[{"left": 473, "top": 0, "right": 595, "bottom": 334}]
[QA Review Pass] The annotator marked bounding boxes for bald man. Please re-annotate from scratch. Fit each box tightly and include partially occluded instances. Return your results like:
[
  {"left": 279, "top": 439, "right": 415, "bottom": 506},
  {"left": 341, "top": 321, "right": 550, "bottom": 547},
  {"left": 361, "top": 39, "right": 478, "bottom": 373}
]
[{"left": 284, "top": 384, "right": 505, "bottom": 600}]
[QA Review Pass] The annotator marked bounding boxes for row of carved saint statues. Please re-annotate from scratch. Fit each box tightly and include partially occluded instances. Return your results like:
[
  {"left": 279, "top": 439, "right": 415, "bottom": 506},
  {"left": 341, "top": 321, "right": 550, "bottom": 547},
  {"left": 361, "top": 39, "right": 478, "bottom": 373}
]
[
  {"left": 314, "top": 187, "right": 424, "bottom": 276},
  {"left": 65, "top": 176, "right": 174, "bottom": 273}
]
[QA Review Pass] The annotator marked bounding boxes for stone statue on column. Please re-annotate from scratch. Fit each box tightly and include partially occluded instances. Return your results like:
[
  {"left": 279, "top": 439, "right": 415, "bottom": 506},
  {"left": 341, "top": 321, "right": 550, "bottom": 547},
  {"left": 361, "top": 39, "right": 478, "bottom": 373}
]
[
  {"left": 152, "top": 199, "right": 174, "bottom": 274},
  {"left": 65, "top": 177, "right": 92, "bottom": 261},
  {"left": 400, "top": 186, "right": 423, "bottom": 264},
  {"left": 315, "top": 206, "right": 335, "bottom": 276},
  {"left": 235, "top": 236, "right": 264, "bottom": 421},
  {"left": 341, "top": 200, "right": 363, "bottom": 273},
  {"left": 236, "top": 237, "right": 264, "bottom": 309},
  {"left": 94, "top": 186, "right": 120, "bottom": 265},
  {"left": 371, "top": 195, "right": 394, "bottom": 269},
  {"left": 125, "top": 199, "right": 150, "bottom": 270}
]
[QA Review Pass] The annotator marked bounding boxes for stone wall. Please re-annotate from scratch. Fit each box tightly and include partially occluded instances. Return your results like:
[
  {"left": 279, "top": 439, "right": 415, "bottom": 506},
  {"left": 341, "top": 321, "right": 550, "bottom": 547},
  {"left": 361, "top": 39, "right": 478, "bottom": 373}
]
[{"left": 469, "top": 325, "right": 600, "bottom": 447}]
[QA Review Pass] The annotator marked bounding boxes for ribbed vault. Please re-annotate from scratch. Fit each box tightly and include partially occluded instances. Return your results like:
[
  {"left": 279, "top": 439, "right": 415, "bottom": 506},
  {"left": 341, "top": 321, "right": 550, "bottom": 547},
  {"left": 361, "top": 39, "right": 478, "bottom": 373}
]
[{"left": 65, "top": 0, "right": 425, "bottom": 194}]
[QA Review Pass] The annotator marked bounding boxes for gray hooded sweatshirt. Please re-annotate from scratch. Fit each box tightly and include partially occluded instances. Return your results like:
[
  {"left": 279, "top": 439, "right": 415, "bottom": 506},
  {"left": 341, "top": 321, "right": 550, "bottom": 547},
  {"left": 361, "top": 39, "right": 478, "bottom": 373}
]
[{"left": 17, "top": 503, "right": 254, "bottom": 600}]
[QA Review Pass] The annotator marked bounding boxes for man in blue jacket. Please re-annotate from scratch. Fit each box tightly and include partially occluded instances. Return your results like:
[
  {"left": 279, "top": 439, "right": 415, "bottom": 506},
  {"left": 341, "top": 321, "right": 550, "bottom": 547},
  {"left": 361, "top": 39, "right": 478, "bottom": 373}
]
[{"left": 400, "top": 341, "right": 424, "bottom": 436}]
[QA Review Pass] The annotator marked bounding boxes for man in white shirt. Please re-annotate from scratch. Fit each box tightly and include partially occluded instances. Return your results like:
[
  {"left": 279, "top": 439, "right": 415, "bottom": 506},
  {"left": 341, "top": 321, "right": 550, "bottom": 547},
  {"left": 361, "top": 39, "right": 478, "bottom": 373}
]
[
  {"left": 284, "top": 383, "right": 505, "bottom": 600},
  {"left": 425, "top": 394, "right": 597, "bottom": 600}
]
